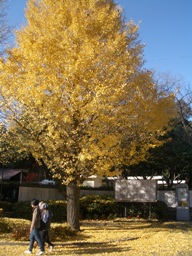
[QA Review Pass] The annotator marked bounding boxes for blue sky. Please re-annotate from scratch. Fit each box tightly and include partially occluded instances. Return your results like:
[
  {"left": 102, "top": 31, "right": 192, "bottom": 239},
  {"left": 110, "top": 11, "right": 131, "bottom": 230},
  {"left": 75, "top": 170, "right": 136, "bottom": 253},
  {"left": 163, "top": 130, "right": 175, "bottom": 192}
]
[{"left": 7, "top": 0, "right": 192, "bottom": 88}]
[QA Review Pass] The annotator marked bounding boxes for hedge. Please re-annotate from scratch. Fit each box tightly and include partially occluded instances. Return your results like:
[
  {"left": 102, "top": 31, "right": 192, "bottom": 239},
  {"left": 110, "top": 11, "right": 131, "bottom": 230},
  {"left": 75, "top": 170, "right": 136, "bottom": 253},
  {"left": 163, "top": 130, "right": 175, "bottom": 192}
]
[{"left": 2, "top": 196, "right": 168, "bottom": 222}]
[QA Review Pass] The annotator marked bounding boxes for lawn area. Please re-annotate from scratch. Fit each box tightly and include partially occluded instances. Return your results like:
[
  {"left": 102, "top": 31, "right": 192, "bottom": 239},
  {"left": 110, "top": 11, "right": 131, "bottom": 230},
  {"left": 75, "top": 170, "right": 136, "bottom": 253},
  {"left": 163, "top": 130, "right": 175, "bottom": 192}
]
[{"left": 0, "top": 219, "right": 192, "bottom": 255}]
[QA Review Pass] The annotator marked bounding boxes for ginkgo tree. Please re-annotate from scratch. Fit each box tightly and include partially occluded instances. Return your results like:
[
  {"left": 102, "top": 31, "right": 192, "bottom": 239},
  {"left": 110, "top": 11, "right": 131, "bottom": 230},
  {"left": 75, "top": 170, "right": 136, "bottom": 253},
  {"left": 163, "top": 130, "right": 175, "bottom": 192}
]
[
  {"left": 0, "top": 0, "right": 176, "bottom": 230},
  {"left": 0, "top": 0, "right": 10, "bottom": 56}
]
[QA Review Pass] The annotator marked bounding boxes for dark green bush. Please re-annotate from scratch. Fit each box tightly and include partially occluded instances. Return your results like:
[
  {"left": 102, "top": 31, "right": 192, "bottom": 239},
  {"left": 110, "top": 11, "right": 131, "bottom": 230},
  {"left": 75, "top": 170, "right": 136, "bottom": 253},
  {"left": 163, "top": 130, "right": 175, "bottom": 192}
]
[
  {"left": 14, "top": 197, "right": 118, "bottom": 221},
  {"left": 12, "top": 201, "right": 33, "bottom": 220},
  {"left": 0, "top": 201, "right": 13, "bottom": 212},
  {"left": 12, "top": 197, "right": 168, "bottom": 222},
  {"left": 46, "top": 200, "right": 67, "bottom": 222},
  {"left": 80, "top": 195, "right": 119, "bottom": 220},
  {"left": 118, "top": 201, "right": 168, "bottom": 220},
  {"left": 151, "top": 200, "right": 168, "bottom": 219},
  {"left": 117, "top": 202, "right": 147, "bottom": 218},
  {"left": 13, "top": 200, "right": 67, "bottom": 222}
]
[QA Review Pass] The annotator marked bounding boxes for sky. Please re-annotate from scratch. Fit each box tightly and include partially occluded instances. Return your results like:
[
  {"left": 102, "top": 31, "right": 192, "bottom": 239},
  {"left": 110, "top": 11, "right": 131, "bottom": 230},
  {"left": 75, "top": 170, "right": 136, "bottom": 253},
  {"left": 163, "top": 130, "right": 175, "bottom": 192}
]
[{"left": 6, "top": 0, "right": 192, "bottom": 89}]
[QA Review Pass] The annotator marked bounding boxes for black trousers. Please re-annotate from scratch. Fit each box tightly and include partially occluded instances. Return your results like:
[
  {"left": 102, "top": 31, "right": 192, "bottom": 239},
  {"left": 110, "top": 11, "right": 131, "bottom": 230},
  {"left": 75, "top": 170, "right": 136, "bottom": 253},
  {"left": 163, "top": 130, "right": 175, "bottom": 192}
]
[{"left": 40, "top": 230, "right": 54, "bottom": 247}]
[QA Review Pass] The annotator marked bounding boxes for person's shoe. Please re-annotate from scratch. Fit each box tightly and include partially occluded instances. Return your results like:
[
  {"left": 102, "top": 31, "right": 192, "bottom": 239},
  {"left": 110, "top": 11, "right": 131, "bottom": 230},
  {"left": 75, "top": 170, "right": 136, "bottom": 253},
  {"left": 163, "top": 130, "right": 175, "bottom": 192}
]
[
  {"left": 24, "top": 250, "right": 32, "bottom": 254},
  {"left": 36, "top": 251, "right": 44, "bottom": 255},
  {"left": 49, "top": 245, "right": 54, "bottom": 252}
]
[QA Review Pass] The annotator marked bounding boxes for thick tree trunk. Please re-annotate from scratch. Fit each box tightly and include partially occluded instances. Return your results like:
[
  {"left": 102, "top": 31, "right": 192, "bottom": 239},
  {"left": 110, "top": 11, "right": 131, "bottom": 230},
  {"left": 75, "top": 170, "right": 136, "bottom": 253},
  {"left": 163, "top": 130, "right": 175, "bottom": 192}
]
[{"left": 66, "top": 183, "right": 80, "bottom": 231}]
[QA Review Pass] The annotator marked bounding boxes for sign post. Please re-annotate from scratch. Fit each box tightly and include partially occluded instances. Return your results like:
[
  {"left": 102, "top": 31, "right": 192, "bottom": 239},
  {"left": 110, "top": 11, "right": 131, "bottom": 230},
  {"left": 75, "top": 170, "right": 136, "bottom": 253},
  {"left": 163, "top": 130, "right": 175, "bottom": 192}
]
[{"left": 115, "top": 179, "right": 157, "bottom": 218}]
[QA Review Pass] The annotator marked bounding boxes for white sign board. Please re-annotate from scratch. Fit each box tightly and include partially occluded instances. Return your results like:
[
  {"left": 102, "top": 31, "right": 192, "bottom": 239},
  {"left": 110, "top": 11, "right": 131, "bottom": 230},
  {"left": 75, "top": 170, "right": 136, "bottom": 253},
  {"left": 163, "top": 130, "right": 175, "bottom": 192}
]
[{"left": 115, "top": 179, "right": 157, "bottom": 202}]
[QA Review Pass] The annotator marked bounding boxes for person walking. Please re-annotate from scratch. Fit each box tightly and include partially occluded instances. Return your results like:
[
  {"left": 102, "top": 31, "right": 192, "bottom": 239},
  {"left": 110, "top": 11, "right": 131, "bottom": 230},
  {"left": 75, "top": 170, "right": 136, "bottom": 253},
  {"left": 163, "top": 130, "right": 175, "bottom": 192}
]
[
  {"left": 40, "top": 203, "right": 54, "bottom": 252},
  {"left": 24, "top": 199, "right": 45, "bottom": 255}
]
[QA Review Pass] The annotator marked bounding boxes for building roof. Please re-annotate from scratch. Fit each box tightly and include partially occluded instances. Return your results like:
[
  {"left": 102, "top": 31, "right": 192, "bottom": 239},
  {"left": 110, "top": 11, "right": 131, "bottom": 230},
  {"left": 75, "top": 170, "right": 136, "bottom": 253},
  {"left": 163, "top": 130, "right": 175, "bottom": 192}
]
[{"left": 0, "top": 169, "right": 23, "bottom": 180}]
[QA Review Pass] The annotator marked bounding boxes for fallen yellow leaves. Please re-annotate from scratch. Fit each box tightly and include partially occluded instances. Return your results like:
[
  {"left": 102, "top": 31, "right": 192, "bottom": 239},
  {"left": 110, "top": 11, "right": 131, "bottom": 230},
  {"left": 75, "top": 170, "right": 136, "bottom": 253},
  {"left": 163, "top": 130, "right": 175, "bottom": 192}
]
[{"left": 0, "top": 219, "right": 192, "bottom": 255}]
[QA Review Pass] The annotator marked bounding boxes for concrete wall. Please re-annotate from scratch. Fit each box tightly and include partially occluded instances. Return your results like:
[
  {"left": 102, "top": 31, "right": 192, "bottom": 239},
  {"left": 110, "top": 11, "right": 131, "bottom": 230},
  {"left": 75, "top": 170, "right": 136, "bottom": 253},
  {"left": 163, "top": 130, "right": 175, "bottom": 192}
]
[
  {"left": 18, "top": 187, "right": 65, "bottom": 201},
  {"left": 80, "top": 189, "right": 114, "bottom": 197},
  {"left": 18, "top": 187, "right": 114, "bottom": 201},
  {"left": 157, "top": 190, "right": 192, "bottom": 208},
  {"left": 157, "top": 190, "right": 177, "bottom": 208}
]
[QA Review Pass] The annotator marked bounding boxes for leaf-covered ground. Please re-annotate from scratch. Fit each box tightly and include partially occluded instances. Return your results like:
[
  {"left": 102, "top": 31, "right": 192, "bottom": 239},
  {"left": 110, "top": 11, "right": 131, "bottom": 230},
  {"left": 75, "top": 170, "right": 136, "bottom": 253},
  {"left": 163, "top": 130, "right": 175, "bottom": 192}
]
[{"left": 0, "top": 219, "right": 192, "bottom": 256}]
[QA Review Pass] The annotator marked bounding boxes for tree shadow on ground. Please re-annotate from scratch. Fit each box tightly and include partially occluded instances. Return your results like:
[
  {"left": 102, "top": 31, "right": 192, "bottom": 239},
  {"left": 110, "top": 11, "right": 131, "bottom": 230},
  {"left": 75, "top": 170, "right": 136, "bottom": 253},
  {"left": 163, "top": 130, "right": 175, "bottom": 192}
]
[
  {"left": 53, "top": 242, "right": 133, "bottom": 255},
  {"left": 51, "top": 236, "right": 138, "bottom": 255},
  {"left": 80, "top": 220, "right": 192, "bottom": 232},
  {"left": 55, "top": 236, "right": 138, "bottom": 246}
]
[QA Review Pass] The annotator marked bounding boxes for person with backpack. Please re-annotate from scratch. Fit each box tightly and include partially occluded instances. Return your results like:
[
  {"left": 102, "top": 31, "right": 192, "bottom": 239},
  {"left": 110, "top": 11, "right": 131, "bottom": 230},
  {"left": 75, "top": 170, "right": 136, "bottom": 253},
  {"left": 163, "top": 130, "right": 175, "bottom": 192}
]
[
  {"left": 24, "top": 199, "right": 45, "bottom": 255},
  {"left": 39, "top": 202, "right": 54, "bottom": 252}
]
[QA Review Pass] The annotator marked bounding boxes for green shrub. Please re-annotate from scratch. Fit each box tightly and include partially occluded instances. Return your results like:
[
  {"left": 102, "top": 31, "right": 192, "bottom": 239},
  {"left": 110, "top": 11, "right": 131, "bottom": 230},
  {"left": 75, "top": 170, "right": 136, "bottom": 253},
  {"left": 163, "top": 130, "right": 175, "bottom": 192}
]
[
  {"left": 13, "top": 200, "right": 67, "bottom": 222},
  {"left": 80, "top": 195, "right": 119, "bottom": 220},
  {"left": 46, "top": 200, "right": 67, "bottom": 222},
  {"left": 12, "top": 198, "right": 168, "bottom": 222},
  {"left": 118, "top": 201, "right": 168, "bottom": 220},
  {"left": 151, "top": 201, "right": 168, "bottom": 219},
  {"left": 118, "top": 202, "right": 146, "bottom": 218},
  {"left": 0, "top": 201, "right": 13, "bottom": 212},
  {"left": 14, "top": 197, "right": 117, "bottom": 221},
  {"left": 12, "top": 201, "right": 32, "bottom": 220}
]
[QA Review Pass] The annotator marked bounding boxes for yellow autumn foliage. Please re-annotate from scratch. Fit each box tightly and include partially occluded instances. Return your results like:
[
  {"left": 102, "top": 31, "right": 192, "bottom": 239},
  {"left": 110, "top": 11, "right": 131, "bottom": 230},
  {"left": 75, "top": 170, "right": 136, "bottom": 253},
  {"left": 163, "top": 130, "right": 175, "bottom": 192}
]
[{"left": 0, "top": 0, "right": 176, "bottom": 185}]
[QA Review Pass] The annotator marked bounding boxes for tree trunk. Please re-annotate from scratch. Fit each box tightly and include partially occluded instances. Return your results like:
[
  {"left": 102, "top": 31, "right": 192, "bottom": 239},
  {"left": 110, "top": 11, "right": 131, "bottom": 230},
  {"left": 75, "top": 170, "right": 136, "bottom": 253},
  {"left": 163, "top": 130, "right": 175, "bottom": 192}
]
[{"left": 66, "top": 183, "right": 80, "bottom": 231}]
